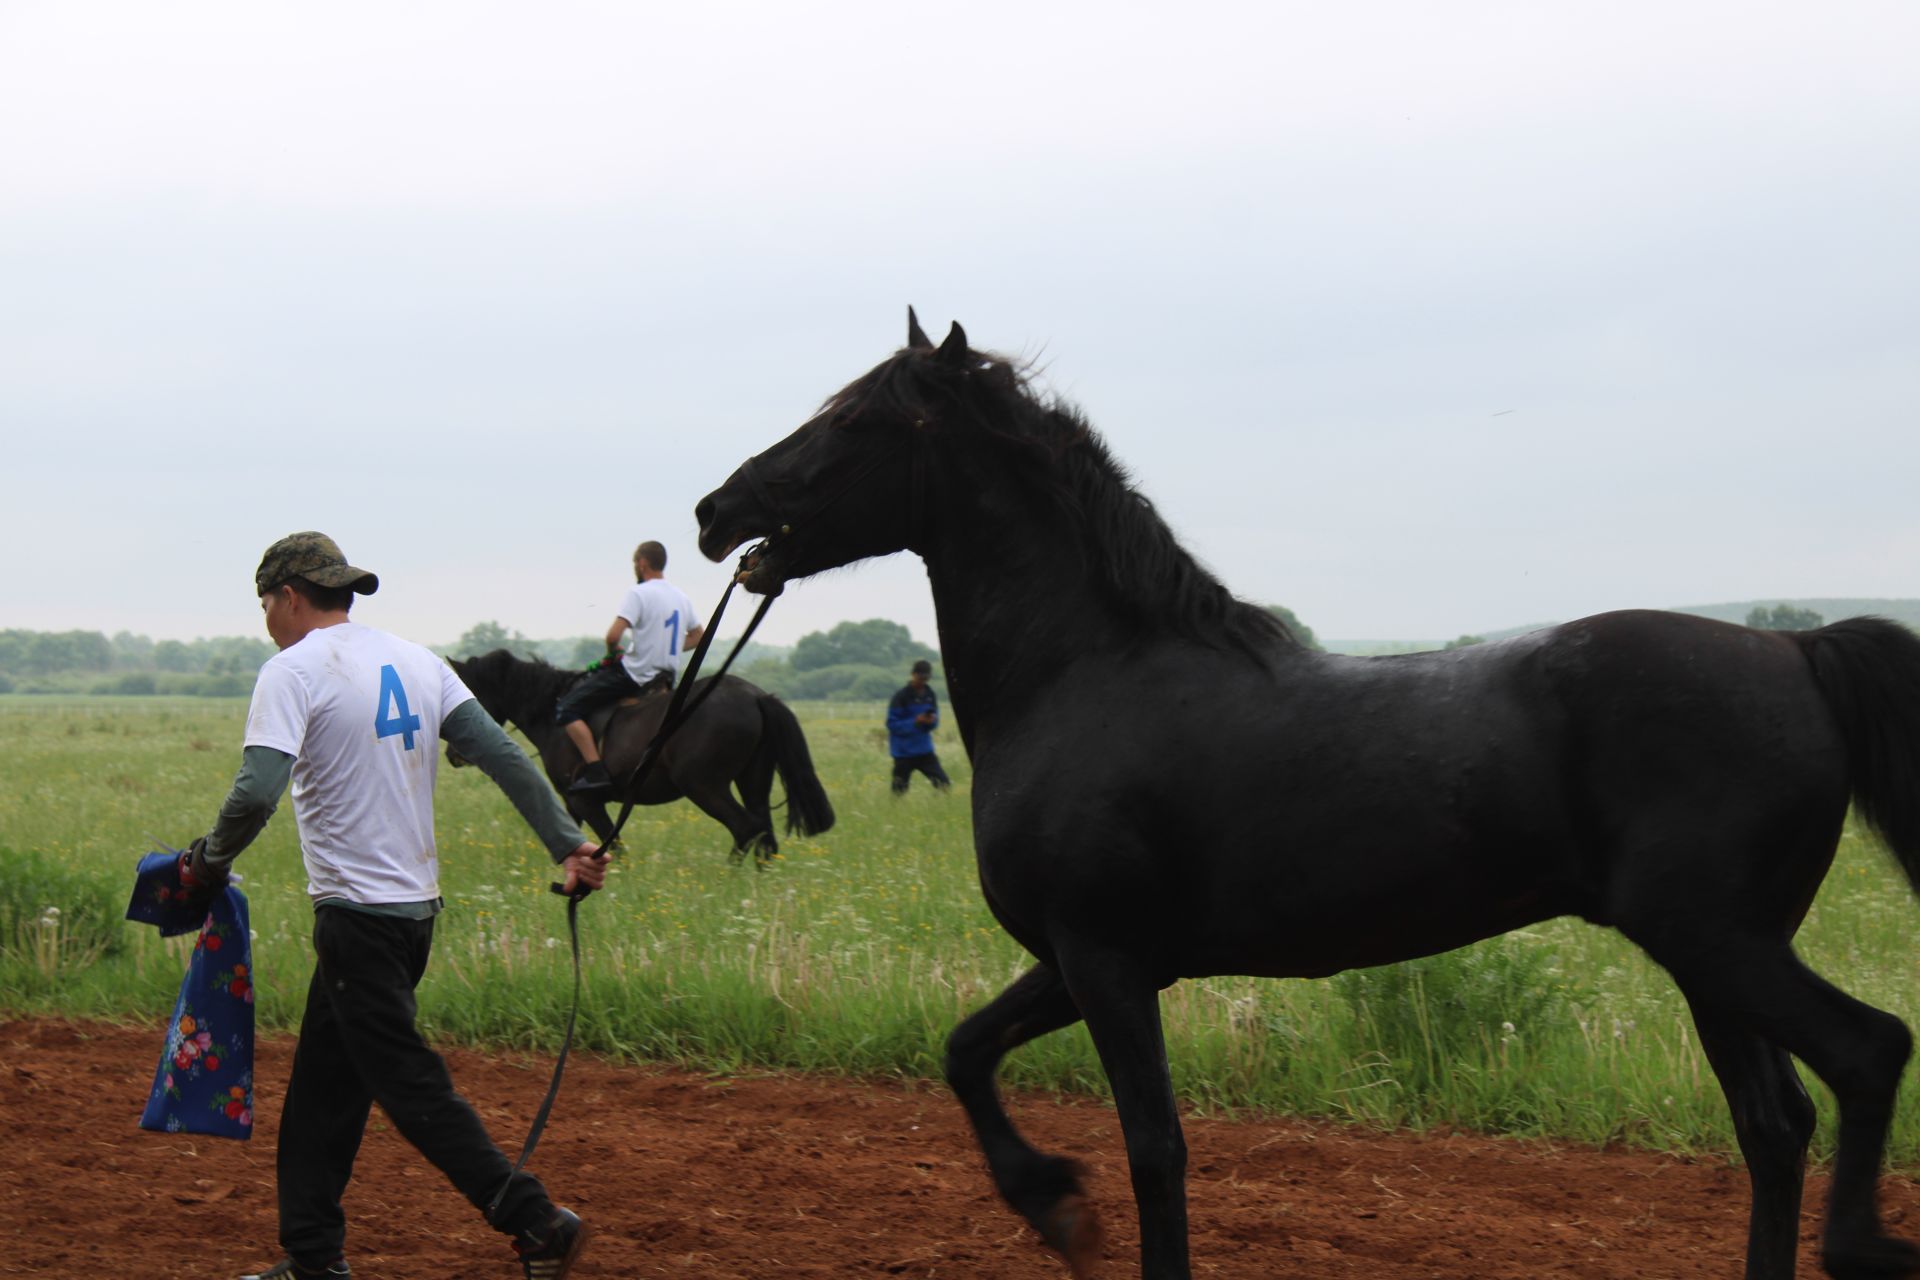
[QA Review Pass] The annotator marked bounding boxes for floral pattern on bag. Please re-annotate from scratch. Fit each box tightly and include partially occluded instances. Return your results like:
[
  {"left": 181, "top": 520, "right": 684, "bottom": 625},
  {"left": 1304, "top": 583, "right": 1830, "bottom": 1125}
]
[{"left": 133, "top": 853, "right": 255, "bottom": 1142}]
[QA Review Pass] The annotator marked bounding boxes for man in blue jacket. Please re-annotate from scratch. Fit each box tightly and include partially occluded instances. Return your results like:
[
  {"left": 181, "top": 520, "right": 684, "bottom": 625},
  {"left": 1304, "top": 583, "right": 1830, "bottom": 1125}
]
[{"left": 885, "top": 659, "right": 951, "bottom": 794}]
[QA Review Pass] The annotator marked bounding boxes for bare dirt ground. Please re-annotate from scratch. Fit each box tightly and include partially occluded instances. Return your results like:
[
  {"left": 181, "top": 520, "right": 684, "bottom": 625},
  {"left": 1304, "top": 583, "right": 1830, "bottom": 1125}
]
[{"left": 7, "top": 1018, "right": 1915, "bottom": 1278}]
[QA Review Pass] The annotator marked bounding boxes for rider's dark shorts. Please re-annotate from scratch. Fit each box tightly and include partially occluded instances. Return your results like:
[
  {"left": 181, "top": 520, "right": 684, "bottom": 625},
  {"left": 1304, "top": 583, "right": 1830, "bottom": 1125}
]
[{"left": 554, "top": 665, "right": 642, "bottom": 726}]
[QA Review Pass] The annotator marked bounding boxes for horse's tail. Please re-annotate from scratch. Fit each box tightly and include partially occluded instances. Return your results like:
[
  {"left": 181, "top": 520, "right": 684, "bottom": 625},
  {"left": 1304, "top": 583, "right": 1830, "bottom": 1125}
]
[
  {"left": 1795, "top": 617, "right": 1920, "bottom": 888},
  {"left": 759, "top": 694, "right": 836, "bottom": 837}
]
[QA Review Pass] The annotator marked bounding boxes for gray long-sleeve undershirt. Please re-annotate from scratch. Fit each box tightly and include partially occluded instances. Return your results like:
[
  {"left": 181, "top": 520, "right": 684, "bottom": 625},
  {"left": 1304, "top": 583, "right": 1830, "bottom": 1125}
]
[{"left": 200, "top": 698, "right": 586, "bottom": 876}]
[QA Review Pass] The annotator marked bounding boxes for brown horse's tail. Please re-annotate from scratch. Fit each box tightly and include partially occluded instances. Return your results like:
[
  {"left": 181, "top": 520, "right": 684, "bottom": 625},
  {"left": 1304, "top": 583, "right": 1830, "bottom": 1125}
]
[
  {"left": 1796, "top": 617, "right": 1920, "bottom": 889},
  {"left": 759, "top": 694, "right": 836, "bottom": 836}
]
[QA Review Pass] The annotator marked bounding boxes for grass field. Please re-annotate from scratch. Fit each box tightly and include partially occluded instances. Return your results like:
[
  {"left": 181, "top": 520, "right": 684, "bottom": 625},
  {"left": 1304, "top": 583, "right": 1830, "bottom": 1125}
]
[{"left": 5, "top": 694, "right": 1920, "bottom": 1162}]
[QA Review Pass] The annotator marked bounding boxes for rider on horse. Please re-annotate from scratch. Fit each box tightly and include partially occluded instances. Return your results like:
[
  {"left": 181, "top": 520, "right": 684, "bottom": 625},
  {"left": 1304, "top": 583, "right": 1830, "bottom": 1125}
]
[{"left": 558, "top": 540, "right": 703, "bottom": 798}]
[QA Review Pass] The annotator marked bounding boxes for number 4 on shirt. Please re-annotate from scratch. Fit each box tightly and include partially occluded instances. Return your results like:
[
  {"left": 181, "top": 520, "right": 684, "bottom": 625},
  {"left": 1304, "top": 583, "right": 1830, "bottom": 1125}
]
[{"left": 375, "top": 663, "right": 422, "bottom": 750}]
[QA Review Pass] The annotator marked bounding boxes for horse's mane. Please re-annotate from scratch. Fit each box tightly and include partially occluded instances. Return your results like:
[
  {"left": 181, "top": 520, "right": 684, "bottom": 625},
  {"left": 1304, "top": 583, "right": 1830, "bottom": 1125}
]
[
  {"left": 457, "top": 647, "right": 576, "bottom": 707},
  {"left": 830, "top": 348, "right": 1298, "bottom": 657}
]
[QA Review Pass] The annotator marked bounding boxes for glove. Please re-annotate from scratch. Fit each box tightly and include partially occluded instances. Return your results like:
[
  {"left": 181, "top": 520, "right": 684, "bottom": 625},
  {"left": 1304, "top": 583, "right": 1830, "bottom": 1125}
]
[
  {"left": 178, "top": 838, "right": 225, "bottom": 914},
  {"left": 586, "top": 650, "right": 623, "bottom": 674}
]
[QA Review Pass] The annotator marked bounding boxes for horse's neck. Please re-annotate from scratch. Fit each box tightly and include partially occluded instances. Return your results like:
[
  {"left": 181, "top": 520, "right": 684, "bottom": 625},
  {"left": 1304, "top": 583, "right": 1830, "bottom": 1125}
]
[
  {"left": 505, "top": 676, "right": 572, "bottom": 756},
  {"left": 922, "top": 504, "right": 1123, "bottom": 748}
]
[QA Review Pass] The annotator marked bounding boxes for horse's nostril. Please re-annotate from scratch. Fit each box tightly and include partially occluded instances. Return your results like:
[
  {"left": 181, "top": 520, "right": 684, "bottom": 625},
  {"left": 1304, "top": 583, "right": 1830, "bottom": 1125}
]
[{"left": 694, "top": 495, "right": 716, "bottom": 530}]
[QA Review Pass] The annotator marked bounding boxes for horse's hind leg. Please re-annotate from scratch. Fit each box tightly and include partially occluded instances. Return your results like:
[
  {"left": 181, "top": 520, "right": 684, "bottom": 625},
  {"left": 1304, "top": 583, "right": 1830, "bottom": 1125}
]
[
  {"left": 683, "top": 780, "right": 774, "bottom": 866},
  {"left": 1661, "top": 941, "right": 1916, "bottom": 1280},
  {"left": 735, "top": 742, "right": 779, "bottom": 860},
  {"left": 1684, "top": 1003, "right": 1816, "bottom": 1280},
  {"left": 944, "top": 964, "right": 1100, "bottom": 1276}
]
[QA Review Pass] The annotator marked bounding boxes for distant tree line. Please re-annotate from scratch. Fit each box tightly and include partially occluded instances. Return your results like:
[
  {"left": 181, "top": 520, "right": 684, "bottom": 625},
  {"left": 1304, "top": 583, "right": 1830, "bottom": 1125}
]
[
  {"left": 745, "top": 619, "right": 941, "bottom": 701},
  {"left": 1746, "top": 603, "right": 1824, "bottom": 631},
  {"left": 0, "top": 629, "right": 276, "bottom": 696},
  {"left": 441, "top": 620, "right": 596, "bottom": 668},
  {"left": 1265, "top": 605, "right": 1323, "bottom": 651}
]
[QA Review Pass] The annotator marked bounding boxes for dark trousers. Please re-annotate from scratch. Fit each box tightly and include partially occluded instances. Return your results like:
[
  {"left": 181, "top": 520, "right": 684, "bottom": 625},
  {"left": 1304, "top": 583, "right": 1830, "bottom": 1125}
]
[
  {"left": 277, "top": 907, "right": 551, "bottom": 1266},
  {"left": 891, "top": 752, "right": 951, "bottom": 793},
  {"left": 554, "top": 663, "right": 641, "bottom": 726}
]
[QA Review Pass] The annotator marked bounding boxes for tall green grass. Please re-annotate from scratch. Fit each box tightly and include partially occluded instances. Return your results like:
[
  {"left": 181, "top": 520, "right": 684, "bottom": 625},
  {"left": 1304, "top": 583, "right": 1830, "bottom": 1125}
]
[{"left": 5, "top": 694, "right": 1919, "bottom": 1160}]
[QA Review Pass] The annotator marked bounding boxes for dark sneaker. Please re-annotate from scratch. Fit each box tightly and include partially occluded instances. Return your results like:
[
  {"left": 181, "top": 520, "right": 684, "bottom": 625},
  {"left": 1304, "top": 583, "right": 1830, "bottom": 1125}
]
[
  {"left": 514, "top": 1208, "right": 588, "bottom": 1280},
  {"left": 240, "top": 1259, "right": 350, "bottom": 1279},
  {"left": 567, "top": 762, "right": 614, "bottom": 798}
]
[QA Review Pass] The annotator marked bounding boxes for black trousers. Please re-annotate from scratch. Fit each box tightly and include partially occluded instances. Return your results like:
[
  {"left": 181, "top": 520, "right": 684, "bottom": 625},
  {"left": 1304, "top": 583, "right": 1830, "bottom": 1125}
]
[
  {"left": 277, "top": 906, "right": 552, "bottom": 1266},
  {"left": 553, "top": 663, "right": 641, "bottom": 726},
  {"left": 890, "top": 752, "right": 951, "bottom": 793}
]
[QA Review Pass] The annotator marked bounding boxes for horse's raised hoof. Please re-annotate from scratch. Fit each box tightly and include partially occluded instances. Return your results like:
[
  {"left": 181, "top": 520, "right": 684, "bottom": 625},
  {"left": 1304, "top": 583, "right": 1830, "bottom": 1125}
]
[
  {"left": 1822, "top": 1233, "right": 1920, "bottom": 1279},
  {"left": 1013, "top": 1156, "right": 1099, "bottom": 1277},
  {"left": 1039, "top": 1192, "right": 1103, "bottom": 1279}
]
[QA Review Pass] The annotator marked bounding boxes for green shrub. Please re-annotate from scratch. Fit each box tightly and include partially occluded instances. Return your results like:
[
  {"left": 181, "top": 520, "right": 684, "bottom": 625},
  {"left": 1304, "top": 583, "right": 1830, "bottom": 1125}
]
[
  {"left": 93, "top": 672, "right": 159, "bottom": 696},
  {"left": 786, "top": 663, "right": 899, "bottom": 700}
]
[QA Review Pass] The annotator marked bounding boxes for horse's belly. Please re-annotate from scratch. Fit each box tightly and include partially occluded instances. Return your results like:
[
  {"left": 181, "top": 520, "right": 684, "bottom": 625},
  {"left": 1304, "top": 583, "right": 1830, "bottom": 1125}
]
[
  {"left": 976, "top": 789, "right": 1582, "bottom": 981},
  {"left": 1182, "top": 875, "right": 1571, "bottom": 979}
]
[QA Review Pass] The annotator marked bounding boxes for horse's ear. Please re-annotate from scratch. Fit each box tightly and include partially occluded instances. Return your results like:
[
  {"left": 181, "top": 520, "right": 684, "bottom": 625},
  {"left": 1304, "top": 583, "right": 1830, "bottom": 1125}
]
[
  {"left": 906, "top": 306, "right": 933, "bottom": 350},
  {"left": 937, "top": 320, "right": 969, "bottom": 365}
]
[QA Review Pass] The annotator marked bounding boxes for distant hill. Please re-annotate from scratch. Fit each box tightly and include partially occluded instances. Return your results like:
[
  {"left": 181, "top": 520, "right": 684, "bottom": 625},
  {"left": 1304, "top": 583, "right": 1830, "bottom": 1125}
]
[{"left": 1327, "top": 599, "right": 1920, "bottom": 655}]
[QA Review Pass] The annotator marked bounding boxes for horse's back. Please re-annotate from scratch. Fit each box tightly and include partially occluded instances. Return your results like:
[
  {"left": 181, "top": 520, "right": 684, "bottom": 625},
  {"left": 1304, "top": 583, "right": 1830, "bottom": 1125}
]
[{"left": 601, "top": 674, "right": 768, "bottom": 783}]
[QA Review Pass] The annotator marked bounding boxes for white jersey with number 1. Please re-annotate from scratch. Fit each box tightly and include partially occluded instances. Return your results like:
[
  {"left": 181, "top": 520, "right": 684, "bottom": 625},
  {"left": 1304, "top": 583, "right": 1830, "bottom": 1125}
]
[
  {"left": 243, "top": 621, "right": 474, "bottom": 905},
  {"left": 617, "top": 578, "right": 697, "bottom": 686}
]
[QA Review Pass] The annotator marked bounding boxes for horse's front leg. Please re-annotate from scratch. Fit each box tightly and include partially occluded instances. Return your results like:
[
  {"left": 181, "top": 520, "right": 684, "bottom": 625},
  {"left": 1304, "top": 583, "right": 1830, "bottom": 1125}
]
[
  {"left": 945, "top": 964, "right": 1099, "bottom": 1275},
  {"left": 566, "top": 794, "right": 616, "bottom": 847},
  {"left": 1058, "top": 944, "right": 1189, "bottom": 1280}
]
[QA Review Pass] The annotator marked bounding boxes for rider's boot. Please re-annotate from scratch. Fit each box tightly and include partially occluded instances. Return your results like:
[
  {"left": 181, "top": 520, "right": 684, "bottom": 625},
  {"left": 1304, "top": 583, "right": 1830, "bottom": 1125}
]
[{"left": 568, "top": 761, "right": 614, "bottom": 798}]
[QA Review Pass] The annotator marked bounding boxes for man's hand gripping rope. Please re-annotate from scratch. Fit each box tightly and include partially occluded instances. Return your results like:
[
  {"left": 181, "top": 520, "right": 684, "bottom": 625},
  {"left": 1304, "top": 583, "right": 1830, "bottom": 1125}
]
[{"left": 553, "top": 842, "right": 611, "bottom": 901}]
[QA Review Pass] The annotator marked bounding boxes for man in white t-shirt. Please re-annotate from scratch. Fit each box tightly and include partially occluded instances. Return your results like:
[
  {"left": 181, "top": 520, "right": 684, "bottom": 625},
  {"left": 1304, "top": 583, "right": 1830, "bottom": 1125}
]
[
  {"left": 555, "top": 539, "right": 703, "bottom": 798},
  {"left": 177, "top": 531, "right": 607, "bottom": 1280}
]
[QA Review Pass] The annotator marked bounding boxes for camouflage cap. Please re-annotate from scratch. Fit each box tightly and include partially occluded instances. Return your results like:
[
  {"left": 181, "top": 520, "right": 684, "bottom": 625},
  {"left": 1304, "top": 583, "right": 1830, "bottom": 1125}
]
[{"left": 254, "top": 531, "right": 379, "bottom": 597}]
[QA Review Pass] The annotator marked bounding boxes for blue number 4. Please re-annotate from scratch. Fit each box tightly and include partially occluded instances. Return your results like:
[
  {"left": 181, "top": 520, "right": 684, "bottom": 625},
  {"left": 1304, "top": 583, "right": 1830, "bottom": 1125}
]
[
  {"left": 375, "top": 663, "right": 422, "bottom": 750},
  {"left": 665, "top": 610, "right": 680, "bottom": 656}
]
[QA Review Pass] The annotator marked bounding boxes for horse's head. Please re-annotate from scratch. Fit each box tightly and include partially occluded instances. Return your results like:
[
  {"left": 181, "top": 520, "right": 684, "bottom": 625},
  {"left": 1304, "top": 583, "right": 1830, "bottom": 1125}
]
[
  {"left": 696, "top": 308, "right": 988, "bottom": 592},
  {"left": 446, "top": 650, "right": 521, "bottom": 728}
]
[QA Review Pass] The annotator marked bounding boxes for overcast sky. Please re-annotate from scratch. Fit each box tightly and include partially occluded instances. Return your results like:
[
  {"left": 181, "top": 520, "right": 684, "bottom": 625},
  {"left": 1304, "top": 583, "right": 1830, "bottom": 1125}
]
[{"left": 3, "top": 1, "right": 1915, "bottom": 652}]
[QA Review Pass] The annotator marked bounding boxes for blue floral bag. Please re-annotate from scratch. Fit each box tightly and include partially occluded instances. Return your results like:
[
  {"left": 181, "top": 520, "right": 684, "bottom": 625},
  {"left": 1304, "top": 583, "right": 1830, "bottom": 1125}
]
[{"left": 126, "top": 850, "right": 256, "bottom": 1140}]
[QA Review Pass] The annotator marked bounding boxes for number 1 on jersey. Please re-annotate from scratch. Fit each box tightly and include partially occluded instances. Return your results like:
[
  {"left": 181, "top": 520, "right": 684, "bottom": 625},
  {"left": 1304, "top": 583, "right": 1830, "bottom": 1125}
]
[
  {"left": 376, "top": 663, "right": 422, "bottom": 750},
  {"left": 665, "top": 609, "right": 680, "bottom": 656}
]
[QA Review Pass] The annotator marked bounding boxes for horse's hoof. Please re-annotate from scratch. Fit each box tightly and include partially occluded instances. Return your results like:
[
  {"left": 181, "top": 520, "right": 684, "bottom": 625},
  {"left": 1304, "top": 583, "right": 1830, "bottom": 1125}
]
[
  {"left": 1039, "top": 1193, "right": 1102, "bottom": 1279},
  {"left": 1823, "top": 1233, "right": 1920, "bottom": 1278}
]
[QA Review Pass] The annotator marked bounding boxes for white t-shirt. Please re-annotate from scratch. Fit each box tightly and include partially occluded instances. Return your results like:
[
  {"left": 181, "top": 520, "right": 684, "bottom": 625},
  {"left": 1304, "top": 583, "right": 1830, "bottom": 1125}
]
[
  {"left": 616, "top": 578, "right": 697, "bottom": 686},
  {"left": 243, "top": 621, "right": 474, "bottom": 905}
]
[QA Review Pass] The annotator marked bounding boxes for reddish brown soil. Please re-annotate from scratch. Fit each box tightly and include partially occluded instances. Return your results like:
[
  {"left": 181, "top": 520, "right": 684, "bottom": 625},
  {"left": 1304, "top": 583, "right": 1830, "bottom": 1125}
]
[{"left": 7, "top": 1018, "right": 1915, "bottom": 1278}]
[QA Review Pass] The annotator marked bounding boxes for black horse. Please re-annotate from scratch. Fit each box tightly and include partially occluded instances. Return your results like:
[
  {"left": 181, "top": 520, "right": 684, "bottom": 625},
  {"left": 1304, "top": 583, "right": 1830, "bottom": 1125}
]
[
  {"left": 695, "top": 312, "right": 1920, "bottom": 1280},
  {"left": 449, "top": 649, "right": 833, "bottom": 863}
]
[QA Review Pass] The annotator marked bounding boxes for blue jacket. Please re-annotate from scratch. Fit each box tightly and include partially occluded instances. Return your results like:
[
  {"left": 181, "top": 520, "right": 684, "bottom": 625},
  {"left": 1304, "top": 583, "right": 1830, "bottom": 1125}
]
[{"left": 886, "top": 683, "right": 940, "bottom": 758}]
